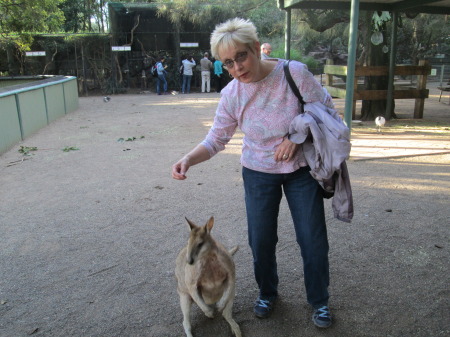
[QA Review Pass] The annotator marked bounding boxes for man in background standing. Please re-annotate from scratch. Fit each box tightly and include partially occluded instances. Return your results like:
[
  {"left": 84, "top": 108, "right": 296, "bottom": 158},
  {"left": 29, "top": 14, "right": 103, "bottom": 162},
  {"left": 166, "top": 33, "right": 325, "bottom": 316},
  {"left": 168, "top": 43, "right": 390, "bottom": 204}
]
[
  {"left": 200, "top": 52, "right": 213, "bottom": 93},
  {"left": 260, "top": 43, "right": 272, "bottom": 59}
]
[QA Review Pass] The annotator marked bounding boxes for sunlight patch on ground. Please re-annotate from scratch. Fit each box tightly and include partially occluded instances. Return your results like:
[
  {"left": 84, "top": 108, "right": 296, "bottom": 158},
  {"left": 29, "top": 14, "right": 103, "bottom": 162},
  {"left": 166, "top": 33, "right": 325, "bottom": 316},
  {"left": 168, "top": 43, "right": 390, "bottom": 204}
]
[
  {"left": 352, "top": 176, "right": 450, "bottom": 193},
  {"left": 142, "top": 97, "right": 220, "bottom": 107}
]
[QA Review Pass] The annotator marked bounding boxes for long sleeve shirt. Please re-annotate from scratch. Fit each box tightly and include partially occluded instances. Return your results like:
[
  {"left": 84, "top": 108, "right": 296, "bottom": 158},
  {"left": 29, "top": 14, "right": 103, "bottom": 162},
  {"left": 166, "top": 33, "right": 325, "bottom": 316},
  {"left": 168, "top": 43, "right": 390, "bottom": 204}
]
[
  {"left": 182, "top": 59, "right": 196, "bottom": 76},
  {"left": 200, "top": 59, "right": 334, "bottom": 174},
  {"left": 156, "top": 62, "right": 166, "bottom": 75}
]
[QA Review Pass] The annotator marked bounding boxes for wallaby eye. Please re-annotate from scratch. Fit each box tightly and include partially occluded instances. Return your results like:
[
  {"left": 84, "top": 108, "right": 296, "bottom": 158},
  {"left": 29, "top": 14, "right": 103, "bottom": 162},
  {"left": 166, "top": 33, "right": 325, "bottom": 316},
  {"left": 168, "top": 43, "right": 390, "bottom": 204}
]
[{"left": 198, "top": 242, "right": 204, "bottom": 248}]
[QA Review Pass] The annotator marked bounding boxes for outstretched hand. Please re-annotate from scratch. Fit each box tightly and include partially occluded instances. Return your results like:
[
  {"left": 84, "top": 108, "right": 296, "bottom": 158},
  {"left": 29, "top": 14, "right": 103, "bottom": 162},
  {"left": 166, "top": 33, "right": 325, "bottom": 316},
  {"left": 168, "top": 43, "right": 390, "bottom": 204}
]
[
  {"left": 172, "top": 158, "right": 189, "bottom": 180},
  {"left": 171, "top": 144, "right": 211, "bottom": 180}
]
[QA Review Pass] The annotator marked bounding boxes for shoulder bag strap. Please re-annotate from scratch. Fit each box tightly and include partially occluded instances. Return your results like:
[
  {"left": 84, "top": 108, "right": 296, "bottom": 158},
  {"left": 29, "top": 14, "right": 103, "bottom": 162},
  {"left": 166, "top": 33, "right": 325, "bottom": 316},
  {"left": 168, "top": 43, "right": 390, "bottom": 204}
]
[{"left": 283, "top": 60, "right": 305, "bottom": 113}]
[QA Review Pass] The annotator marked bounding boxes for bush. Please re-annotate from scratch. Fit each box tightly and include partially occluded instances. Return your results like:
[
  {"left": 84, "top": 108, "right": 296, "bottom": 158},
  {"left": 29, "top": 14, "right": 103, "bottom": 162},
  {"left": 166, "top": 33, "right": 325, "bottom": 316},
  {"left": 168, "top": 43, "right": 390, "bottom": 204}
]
[{"left": 271, "top": 48, "right": 320, "bottom": 73}]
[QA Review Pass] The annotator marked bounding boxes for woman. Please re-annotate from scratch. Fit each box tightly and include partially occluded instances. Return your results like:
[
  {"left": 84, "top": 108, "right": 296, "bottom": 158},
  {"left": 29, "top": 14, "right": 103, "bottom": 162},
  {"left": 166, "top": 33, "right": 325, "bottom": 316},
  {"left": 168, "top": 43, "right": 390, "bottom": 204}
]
[
  {"left": 213, "top": 58, "right": 224, "bottom": 93},
  {"left": 172, "top": 18, "right": 334, "bottom": 329},
  {"left": 156, "top": 56, "right": 168, "bottom": 95},
  {"left": 181, "top": 55, "right": 196, "bottom": 94}
]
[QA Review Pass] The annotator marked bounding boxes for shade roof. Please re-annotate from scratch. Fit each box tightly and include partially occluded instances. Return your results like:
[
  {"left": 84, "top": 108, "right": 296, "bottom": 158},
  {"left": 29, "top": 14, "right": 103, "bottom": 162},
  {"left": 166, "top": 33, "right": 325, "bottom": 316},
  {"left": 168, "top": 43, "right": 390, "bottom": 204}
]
[{"left": 279, "top": 0, "right": 450, "bottom": 15}]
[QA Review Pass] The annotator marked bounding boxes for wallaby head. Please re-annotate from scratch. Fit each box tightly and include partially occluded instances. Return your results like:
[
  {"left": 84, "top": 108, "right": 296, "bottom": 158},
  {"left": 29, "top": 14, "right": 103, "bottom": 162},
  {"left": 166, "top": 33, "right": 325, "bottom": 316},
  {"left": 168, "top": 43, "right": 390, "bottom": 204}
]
[{"left": 185, "top": 216, "right": 214, "bottom": 265}]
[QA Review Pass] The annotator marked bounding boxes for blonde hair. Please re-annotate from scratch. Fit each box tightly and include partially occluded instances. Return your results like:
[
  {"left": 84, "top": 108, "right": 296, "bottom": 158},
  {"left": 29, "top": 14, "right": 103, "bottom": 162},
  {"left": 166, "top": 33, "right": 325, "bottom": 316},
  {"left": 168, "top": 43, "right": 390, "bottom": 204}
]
[{"left": 210, "top": 18, "right": 259, "bottom": 60}]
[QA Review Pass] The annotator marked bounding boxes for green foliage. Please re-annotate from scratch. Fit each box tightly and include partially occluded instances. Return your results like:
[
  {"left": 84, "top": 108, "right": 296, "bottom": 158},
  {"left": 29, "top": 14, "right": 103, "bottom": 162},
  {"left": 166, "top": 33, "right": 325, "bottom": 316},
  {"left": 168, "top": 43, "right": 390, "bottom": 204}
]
[
  {"left": 396, "top": 14, "right": 450, "bottom": 64},
  {"left": 59, "top": 0, "right": 86, "bottom": 33},
  {"left": 156, "top": 0, "right": 234, "bottom": 30},
  {"left": 155, "top": 0, "right": 284, "bottom": 37},
  {"left": 0, "top": 0, "right": 65, "bottom": 33},
  {"left": 271, "top": 48, "right": 320, "bottom": 71},
  {"left": 62, "top": 146, "right": 79, "bottom": 152},
  {"left": 59, "top": 0, "right": 108, "bottom": 33},
  {"left": 245, "top": 1, "right": 285, "bottom": 38},
  {"left": 117, "top": 136, "right": 145, "bottom": 143},
  {"left": 18, "top": 146, "right": 38, "bottom": 156},
  {"left": 0, "top": 0, "right": 65, "bottom": 49}
]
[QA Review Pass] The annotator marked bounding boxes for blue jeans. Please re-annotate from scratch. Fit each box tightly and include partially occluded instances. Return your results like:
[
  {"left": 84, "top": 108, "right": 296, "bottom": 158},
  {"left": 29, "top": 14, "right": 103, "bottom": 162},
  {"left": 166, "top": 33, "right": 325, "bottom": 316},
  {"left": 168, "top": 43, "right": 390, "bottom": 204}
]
[
  {"left": 242, "top": 166, "right": 329, "bottom": 308},
  {"left": 157, "top": 74, "right": 167, "bottom": 94},
  {"left": 182, "top": 75, "right": 192, "bottom": 93}
]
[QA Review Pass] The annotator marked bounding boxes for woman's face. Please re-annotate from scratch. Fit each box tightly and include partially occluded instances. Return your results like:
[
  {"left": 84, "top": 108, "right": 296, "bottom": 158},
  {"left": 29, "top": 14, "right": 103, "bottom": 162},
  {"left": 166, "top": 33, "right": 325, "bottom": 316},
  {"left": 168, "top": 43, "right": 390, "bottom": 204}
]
[{"left": 219, "top": 41, "right": 262, "bottom": 83}]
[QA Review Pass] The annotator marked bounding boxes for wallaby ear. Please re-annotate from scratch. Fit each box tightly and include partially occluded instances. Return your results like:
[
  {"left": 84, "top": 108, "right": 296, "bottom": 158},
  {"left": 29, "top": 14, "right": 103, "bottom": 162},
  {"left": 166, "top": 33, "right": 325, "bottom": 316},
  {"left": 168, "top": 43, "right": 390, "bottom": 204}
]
[
  {"left": 185, "top": 217, "right": 197, "bottom": 231},
  {"left": 205, "top": 216, "right": 214, "bottom": 233}
]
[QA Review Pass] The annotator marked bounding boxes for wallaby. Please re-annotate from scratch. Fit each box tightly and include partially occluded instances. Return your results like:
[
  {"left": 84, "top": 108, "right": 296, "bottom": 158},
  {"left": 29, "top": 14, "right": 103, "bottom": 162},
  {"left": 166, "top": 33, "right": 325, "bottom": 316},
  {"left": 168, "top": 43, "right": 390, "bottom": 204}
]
[{"left": 175, "top": 216, "right": 241, "bottom": 337}]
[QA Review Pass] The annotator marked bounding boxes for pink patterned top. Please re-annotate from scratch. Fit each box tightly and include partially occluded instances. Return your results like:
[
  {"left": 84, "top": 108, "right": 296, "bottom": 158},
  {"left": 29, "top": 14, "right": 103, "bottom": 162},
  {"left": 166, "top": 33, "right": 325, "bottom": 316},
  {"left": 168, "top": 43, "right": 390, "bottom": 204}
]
[{"left": 201, "top": 59, "right": 334, "bottom": 174}]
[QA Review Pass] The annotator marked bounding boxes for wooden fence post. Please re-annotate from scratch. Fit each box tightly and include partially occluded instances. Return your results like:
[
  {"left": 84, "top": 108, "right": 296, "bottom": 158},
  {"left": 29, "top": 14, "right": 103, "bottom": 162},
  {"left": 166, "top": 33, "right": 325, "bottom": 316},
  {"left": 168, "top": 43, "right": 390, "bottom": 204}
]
[
  {"left": 414, "top": 60, "right": 429, "bottom": 119},
  {"left": 325, "top": 59, "right": 334, "bottom": 87}
]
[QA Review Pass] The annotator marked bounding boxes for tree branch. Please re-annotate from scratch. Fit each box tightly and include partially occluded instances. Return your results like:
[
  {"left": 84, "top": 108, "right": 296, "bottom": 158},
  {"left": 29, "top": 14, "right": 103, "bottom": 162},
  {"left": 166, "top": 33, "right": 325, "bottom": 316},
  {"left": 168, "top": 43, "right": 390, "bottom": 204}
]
[
  {"left": 43, "top": 41, "right": 58, "bottom": 75},
  {"left": 124, "top": 14, "right": 140, "bottom": 46},
  {"left": 238, "top": 0, "right": 272, "bottom": 14}
]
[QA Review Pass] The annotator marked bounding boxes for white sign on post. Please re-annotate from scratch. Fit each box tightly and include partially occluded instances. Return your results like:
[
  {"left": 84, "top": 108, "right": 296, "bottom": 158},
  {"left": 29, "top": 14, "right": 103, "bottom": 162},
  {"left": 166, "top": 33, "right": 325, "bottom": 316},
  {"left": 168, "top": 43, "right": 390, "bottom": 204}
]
[
  {"left": 26, "top": 51, "right": 46, "bottom": 56},
  {"left": 112, "top": 46, "right": 131, "bottom": 51},
  {"left": 180, "top": 43, "right": 199, "bottom": 48}
]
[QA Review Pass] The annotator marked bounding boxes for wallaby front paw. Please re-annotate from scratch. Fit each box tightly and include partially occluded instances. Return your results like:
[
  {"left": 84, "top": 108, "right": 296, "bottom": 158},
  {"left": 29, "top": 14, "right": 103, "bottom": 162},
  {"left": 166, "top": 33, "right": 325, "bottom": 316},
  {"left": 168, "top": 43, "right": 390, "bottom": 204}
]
[{"left": 204, "top": 308, "right": 214, "bottom": 318}]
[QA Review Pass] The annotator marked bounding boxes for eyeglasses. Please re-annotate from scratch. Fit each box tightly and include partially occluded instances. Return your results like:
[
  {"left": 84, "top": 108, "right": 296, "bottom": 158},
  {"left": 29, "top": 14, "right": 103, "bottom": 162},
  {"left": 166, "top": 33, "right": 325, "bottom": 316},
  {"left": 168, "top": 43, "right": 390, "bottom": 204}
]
[{"left": 222, "top": 51, "right": 248, "bottom": 70}]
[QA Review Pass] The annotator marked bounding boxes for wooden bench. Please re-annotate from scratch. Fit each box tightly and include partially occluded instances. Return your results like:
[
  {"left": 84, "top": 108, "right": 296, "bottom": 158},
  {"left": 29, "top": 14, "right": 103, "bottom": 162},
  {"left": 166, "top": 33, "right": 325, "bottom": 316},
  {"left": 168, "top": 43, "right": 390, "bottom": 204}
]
[
  {"left": 323, "top": 59, "right": 431, "bottom": 118},
  {"left": 437, "top": 86, "right": 450, "bottom": 104}
]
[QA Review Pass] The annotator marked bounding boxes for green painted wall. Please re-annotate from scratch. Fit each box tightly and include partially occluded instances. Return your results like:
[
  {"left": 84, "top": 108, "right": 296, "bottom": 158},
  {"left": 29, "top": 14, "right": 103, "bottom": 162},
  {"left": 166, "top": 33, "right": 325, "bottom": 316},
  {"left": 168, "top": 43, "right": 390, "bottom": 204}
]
[
  {"left": 44, "top": 85, "right": 66, "bottom": 123},
  {"left": 0, "top": 95, "right": 22, "bottom": 153},
  {"left": 18, "top": 88, "right": 48, "bottom": 139},
  {"left": 0, "top": 76, "right": 79, "bottom": 155},
  {"left": 63, "top": 80, "right": 79, "bottom": 113}
]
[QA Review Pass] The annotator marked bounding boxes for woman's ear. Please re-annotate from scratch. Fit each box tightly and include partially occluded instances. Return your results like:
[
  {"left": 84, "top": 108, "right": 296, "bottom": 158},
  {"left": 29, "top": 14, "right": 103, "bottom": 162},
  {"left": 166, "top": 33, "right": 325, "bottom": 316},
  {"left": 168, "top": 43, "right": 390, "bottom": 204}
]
[{"left": 254, "top": 41, "right": 261, "bottom": 58}]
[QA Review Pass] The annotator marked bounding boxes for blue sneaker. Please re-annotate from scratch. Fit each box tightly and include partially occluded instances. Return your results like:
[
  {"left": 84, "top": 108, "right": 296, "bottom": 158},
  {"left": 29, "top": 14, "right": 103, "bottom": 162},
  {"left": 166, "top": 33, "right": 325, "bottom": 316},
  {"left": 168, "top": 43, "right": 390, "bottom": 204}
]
[
  {"left": 312, "top": 306, "right": 332, "bottom": 328},
  {"left": 254, "top": 296, "right": 276, "bottom": 318}
]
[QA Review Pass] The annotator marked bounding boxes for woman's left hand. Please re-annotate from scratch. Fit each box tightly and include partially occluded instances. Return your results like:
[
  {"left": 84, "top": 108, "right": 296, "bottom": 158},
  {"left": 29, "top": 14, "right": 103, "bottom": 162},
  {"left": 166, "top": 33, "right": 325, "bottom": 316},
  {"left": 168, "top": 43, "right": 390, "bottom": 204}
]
[{"left": 275, "top": 137, "right": 299, "bottom": 162}]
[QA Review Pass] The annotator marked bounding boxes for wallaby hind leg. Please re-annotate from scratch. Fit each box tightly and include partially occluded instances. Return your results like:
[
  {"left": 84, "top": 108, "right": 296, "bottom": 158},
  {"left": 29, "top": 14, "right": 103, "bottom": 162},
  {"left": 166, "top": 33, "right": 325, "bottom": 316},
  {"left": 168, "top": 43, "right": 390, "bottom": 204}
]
[
  {"left": 179, "top": 292, "right": 194, "bottom": 337},
  {"left": 221, "top": 300, "right": 241, "bottom": 337}
]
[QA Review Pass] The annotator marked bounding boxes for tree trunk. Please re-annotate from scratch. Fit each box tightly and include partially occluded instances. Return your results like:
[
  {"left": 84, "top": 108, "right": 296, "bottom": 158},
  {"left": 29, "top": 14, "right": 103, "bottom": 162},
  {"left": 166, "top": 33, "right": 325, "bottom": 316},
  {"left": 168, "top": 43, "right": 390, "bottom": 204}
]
[
  {"left": 87, "top": 0, "right": 92, "bottom": 32},
  {"left": 360, "top": 12, "right": 395, "bottom": 121},
  {"left": 174, "top": 20, "right": 181, "bottom": 75},
  {"left": 6, "top": 45, "right": 19, "bottom": 76},
  {"left": 99, "top": 0, "right": 105, "bottom": 33}
]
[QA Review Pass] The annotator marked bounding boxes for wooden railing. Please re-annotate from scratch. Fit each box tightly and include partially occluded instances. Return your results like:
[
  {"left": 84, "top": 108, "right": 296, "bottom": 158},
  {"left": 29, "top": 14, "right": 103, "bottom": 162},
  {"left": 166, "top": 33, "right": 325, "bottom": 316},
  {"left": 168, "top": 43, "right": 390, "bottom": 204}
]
[{"left": 324, "top": 60, "right": 431, "bottom": 119}]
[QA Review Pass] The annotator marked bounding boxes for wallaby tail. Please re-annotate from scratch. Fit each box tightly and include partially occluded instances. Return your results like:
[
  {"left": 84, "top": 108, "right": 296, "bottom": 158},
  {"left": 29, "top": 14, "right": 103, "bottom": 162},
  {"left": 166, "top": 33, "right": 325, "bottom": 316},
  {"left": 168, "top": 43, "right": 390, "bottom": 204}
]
[{"left": 229, "top": 245, "right": 239, "bottom": 256}]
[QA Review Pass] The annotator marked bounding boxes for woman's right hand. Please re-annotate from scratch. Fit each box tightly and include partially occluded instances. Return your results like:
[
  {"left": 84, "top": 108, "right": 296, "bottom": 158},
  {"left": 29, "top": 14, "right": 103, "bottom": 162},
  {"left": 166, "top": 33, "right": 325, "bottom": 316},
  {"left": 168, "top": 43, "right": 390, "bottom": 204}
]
[
  {"left": 172, "top": 157, "right": 190, "bottom": 180},
  {"left": 171, "top": 144, "right": 211, "bottom": 180}
]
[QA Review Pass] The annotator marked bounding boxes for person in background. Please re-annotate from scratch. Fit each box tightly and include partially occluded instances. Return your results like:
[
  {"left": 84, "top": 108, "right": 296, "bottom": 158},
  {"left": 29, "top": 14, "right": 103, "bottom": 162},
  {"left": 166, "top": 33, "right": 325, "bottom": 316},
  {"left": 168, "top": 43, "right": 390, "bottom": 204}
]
[
  {"left": 260, "top": 42, "right": 272, "bottom": 59},
  {"left": 200, "top": 52, "right": 213, "bottom": 93},
  {"left": 172, "top": 18, "right": 337, "bottom": 329},
  {"left": 156, "top": 56, "right": 168, "bottom": 95},
  {"left": 182, "top": 55, "right": 196, "bottom": 94},
  {"left": 213, "top": 58, "right": 224, "bottom": 93}
]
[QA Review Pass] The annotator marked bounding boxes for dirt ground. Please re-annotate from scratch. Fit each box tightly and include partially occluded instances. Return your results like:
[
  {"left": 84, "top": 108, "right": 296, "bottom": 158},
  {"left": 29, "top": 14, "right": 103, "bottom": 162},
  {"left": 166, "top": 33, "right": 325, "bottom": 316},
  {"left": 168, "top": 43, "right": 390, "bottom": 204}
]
[{"left": 0, "top": 87, "right": 449, "bottom": 337}]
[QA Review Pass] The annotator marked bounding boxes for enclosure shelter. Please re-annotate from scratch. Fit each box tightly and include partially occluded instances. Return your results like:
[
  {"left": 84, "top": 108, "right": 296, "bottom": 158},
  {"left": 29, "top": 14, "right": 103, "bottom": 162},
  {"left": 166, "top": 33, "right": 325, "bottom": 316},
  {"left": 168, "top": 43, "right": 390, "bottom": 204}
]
[
  {"left": 278, "top": 0, "right": 450, "bottom": 129},
  {"left": 107, "top": 2, "right": 212, "bottom": 93},
  {"left": 108, "top": 2, "right": 211, "bottom": 51}
]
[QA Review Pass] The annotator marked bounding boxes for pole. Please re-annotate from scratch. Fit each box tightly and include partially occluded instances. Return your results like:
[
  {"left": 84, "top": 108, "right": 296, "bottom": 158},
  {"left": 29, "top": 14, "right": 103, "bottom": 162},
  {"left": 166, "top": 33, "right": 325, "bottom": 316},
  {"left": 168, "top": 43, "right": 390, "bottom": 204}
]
[
  {"left": 285, "top": 9, "right": 291, "bottom": 60},
  {"left": 344, "top": 0, "right": 360, "bottom": 133}
]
